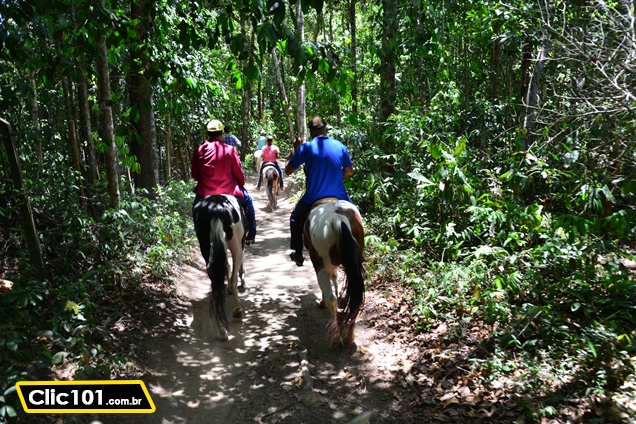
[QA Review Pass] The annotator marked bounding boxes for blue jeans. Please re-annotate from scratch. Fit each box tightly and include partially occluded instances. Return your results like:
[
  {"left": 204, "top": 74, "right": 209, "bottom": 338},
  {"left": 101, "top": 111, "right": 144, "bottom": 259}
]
[
  {"left": 289, "top": 199, "right": 311, "bottom": 253},
  {"left": 192, "top": 189, "right": 256, "bottom": 240},
  {"left": 240, "top": 188, "right": 257, "bottom": 240}
]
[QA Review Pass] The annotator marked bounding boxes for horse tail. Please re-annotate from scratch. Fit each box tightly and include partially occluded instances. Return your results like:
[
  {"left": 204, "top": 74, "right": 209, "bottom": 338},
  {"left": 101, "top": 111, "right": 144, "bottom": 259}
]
[
  {"left": 265, "top": 167, "right": 277, "bottom": 207},
  {"left": 266, "top": 168, "right": 274, "bottom": 192},
  {"left": 336, "top": 218, "right": 365, "bottom": 328},
  {"left": 208, "top": 218, "right": 229, "bottom": 330}
]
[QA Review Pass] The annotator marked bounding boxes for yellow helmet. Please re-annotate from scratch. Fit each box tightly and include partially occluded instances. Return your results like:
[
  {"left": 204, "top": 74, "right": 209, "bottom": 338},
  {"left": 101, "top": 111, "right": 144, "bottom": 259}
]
[{"left": 206, "top": 119, "right": 223, "bottom": 132}]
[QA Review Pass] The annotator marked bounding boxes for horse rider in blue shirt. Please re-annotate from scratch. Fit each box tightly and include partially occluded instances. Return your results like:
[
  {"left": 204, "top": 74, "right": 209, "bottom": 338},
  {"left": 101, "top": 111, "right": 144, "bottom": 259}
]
[{"left": 284, "top": 116, "right": 354, "bottom": 266}]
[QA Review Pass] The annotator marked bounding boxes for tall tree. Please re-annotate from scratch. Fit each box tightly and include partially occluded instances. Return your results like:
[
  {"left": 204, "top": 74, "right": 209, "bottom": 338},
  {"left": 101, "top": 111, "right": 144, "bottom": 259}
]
[
  {"left": 379, "top": 0, "right": 397, "bottom": 127},
  {"left": 348, "top": 0, "right": 358, "bottom": 115},
  {"left": 129, "top": 0, "right": 159, "bottom": 198},
  {"left": 70, "top": 0, "right": 100, "bottom": 194},
  {"left": 258, "top": 54, "right": 265, "bottom": 123},
  {"left": 295, "top": 1, "right": 307, "bottom": 142},
  {"left": 97, "top": 0, "right": 120, "bottom": 210},
  {"left": 62, "top": 75, "right": 87, "bottom": 211},
  {"left": 239, "top": 20, "right": 253, "bottom": 161},
  {"left": 522, "top": 1, "right": 552, "bottom": 151},
  {"left": 28, "top": 72, "right": 44, "bottom": 180},
  {"left": 272, "top": 46, "right": 295, "bottom": 142},
  {"left": 77, "top": 59, "right": 99, "bottom": 187},
  {"left": 0, "top": 119, "right": 45, "bottom": 279}
]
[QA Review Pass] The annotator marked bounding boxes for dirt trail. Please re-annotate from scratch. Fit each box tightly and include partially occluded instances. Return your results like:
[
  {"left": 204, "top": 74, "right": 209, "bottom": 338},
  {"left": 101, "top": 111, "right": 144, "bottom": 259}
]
[{"left": 108, "top": 173, "right": 417, "bottom": 424}]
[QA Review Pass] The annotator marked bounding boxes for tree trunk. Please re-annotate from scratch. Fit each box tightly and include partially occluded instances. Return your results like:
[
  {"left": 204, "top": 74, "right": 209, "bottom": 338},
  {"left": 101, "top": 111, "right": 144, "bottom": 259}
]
[
  {"left": 62, "top": 76, "right": 87, "bottom": 211},
  {"left": 296, "top": 1, "right": 307, "bottom": 141},
  {"left": 28, "top": 73, "right": 43, "bottom": 181},
  {"left": 0, "top": 119, "right": 46, "bottom": 279},
  {"left": 271, "top": 47, "right": 295, "bottom": 143},
  {"left": 490, "top": 20, "right": 501, "bottom": 102},
  {"left": 348, "top": 0, "right": 358, "bottom": 115},
  {"left": 239, "top": 20, "right": 253, "bottom": 161},
  {"left": 314, "top": 10, "right": 324, "bottom": 41},
  {"left": 379, "top": 0, "right": 397, "bottom": 134},
  {"left": 77, "top": 60, "right": 99, "bottom": 185},
  {"left": 165, "top": 113, "right": 172, "bottom": 180},
  {"left": 240, "top": 83, "right": 252, "bottom": 161},
  {"left": 71, "top": 0, "right": 98, "bottom": 194},
  {"left": 96, "top": 11, "right": 120, "bottom": 210},
  {"left": 522, "top": 31, "right": 551, "bottom": 151},
  {"left": 258, "top": 54, "right": 264, "bottom": 123},
  {"left": 129, "top": 0, "right": 159, "bottom": 198}
]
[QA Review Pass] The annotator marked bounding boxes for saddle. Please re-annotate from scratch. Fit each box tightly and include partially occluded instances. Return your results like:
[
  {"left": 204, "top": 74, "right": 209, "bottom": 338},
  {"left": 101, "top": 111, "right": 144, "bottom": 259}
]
[
  {"left": 262, "top": 162, "right": 278, "bottom": 170},
  {"left": 311, "top": 197, "right": 339, "bottom": 209}
]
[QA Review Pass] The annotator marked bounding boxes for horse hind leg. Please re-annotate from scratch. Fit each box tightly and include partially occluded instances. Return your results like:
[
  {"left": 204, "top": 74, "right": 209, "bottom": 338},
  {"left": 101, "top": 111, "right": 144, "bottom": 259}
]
[
  {"left": 230, "top": 273, "right": 243, "bottom": 318},
  {"left": 229, "top": 260, "right": 243, "bottom": 318},
  {"left": 237, "top": 261, "right": 246, "bottom": 293},
  {"left": 337, "top": 278, "right": 349, "bottom": 309},
  {"left": 228, "top": 243, "right": 244, "bottom": 319},
  {"left": 316, "top": 268, "right": 341, "bottom": 346},
  {"left": 273, "top": 179, "right": 279, "bottom": 209},
  {"left": 225, "top": 258, "right": 233, "bottom": 295}
]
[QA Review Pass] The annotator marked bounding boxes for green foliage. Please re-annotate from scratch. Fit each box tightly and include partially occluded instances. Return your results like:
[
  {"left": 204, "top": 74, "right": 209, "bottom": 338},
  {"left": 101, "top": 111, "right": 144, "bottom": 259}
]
[
  {"left": 348, "top": 59, "right": 635, "bottom": 417},
  {"left": 2, "top": 0, "right": 635, "bottom": 420},
  {"left": 0, "top": 180, "right": 194, "bottom": 422}
]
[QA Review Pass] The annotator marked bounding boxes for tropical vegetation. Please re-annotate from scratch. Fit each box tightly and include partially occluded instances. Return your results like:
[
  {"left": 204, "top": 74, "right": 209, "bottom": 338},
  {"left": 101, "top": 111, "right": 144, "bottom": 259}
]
[{"left": 1, "top": 0, "right": 635, "bottom": 422}]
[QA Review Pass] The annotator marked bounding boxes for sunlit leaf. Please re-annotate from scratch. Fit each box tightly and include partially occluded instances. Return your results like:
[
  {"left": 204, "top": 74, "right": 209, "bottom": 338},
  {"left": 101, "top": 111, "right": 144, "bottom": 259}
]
[{"left": 65, "top": 300, "right": 79, "bottom": 314}]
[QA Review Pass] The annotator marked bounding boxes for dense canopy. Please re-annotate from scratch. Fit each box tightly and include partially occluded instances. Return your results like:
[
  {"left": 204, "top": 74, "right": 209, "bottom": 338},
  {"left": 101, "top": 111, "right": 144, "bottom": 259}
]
[{"left": 1, "top": 0, "right": 635, "bottom": 421}]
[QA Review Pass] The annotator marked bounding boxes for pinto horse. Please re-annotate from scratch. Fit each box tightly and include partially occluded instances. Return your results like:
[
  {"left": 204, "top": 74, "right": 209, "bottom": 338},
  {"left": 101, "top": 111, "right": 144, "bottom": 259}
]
[
  {"left": 304, "top": 199, "right": 365, "bottom": 347},
  {"left": 261, "top": 163, "right": 280, "bottom": 210},
  {"left": 193, "top": 195, "right": 247, "bottom": 340}
]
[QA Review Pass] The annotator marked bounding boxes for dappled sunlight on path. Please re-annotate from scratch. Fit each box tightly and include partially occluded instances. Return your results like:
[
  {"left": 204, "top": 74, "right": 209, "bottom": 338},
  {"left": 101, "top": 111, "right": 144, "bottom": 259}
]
[{"left": 104, "top": 174, "right": 413, "bottom": 424}]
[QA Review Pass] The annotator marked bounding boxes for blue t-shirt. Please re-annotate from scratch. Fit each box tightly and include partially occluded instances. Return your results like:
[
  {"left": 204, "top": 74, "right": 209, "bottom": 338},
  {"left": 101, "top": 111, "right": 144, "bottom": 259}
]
[
  {"left": 256, "top": 136, "right": 266, "bottom": 150},
  {"left": 289, "top": 135, "right": 352, "bottom": 204}
]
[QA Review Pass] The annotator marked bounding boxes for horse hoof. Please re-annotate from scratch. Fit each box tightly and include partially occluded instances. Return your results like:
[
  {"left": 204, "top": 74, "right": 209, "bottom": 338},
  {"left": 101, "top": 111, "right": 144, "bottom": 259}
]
[
  {"left": 219, "top": 329, "right": 229, "bottom": 341},
  {"left": 318, "top": 299, "right": 327, "bottom": 309},
  {"left": 233, "top": 308, "right": 243, "bottom": 318},
  {"left": 238, "top": 284, "right": 246, "bottom": 293}
]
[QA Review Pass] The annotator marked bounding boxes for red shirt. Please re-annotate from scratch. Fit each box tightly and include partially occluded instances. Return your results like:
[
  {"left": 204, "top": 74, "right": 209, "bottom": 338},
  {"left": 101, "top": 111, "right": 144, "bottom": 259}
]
[
  {"left": 261, "top": 144, "right": 279, "bottom": 162},
  {"left": 192, "top": 140, "right": 245, "bottom": 198}
]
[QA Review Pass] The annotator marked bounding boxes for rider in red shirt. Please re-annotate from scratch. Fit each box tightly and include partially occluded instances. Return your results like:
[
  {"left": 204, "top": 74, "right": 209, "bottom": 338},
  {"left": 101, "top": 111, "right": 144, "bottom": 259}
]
[
  {"left": 256, "top": 135, "right": 285, "bottom": 191},
  {"left": 192, "top": 119, "right": 256, "bottom": 243}
]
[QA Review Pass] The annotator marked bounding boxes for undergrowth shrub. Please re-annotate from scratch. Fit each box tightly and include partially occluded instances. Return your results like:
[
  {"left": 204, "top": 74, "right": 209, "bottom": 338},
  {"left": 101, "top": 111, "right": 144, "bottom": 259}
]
[
  {"left": 353, "top": 104, "right": 636, "bottom": 419},
  {"left": 0, "top": 179, "right": 194, "bottom": 423}
]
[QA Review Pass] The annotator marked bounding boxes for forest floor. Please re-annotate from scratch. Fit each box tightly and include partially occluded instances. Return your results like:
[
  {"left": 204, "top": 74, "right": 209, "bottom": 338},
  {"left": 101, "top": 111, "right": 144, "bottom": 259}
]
[
  {"left": 93, "top": 171, "right": 437, "bottom": 424},
  {"left": 85, "top": 170, "right": 622, "bottom": 424}
]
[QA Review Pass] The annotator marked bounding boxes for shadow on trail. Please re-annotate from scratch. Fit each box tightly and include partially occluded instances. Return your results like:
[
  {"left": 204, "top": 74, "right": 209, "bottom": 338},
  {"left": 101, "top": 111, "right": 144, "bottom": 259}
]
[{"left": 102, "top": 174, "right": 411, "bottom": 424}]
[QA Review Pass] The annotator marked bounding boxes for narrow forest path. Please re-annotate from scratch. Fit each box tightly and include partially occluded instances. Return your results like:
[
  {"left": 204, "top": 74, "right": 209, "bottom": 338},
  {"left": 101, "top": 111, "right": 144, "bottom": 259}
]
[{"left": 107, "top": 170, "right": 423, "bottom": 424}]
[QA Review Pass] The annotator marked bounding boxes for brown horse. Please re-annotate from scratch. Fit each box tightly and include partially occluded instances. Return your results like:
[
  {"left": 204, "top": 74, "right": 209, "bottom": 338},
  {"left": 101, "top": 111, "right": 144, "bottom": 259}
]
[
  {"left": 304, "top": 199, "right": 365, "bottom": 347},
  {"left": 261, "top": 163, "right": 280, "bottom": 210}
]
